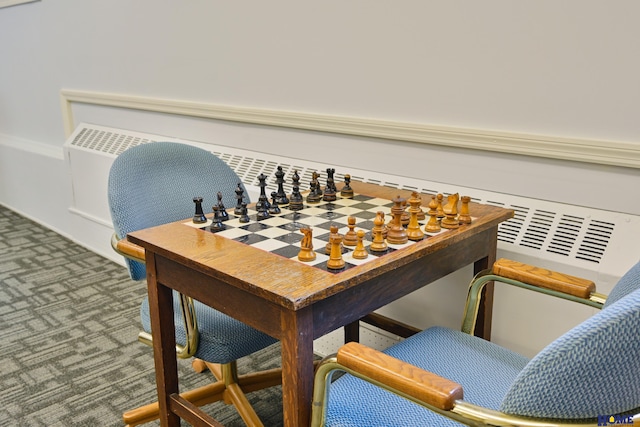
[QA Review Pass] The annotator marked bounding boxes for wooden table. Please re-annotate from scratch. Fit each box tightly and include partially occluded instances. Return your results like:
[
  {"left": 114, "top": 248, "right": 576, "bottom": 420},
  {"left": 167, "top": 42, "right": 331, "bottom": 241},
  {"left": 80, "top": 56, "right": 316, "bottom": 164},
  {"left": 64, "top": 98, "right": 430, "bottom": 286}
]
[{"left": 127, "top": 181, "right": 513, "bottom": 427}]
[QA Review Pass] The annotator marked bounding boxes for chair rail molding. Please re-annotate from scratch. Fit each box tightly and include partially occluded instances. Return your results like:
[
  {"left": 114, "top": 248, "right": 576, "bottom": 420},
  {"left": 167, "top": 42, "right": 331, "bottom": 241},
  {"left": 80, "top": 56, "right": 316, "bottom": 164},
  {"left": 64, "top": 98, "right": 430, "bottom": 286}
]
[
  {"left": 60, "top": 89, "right": 640, "bottom": 169},
  {"left": 0, "top": 132, "right": 63, "bottom": 160}
]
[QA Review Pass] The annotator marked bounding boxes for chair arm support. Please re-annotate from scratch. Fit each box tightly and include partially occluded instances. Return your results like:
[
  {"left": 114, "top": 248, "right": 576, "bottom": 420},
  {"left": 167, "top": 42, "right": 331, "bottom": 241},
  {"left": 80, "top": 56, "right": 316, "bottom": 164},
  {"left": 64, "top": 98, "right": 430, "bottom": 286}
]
[
  {"left": 111, "top": 233, "right": 146, "bottom": 263},
  {"left": 462, "top": 259, "right": 605, "bottom": 335},
  {"left": 111, "top": 233, "right": 199, "bottom": 359},
  {"left": 337, "top": 342, "right": 463, "bottom": 411},
  {"left": 492, "top": 258, "right": 595, "bottom": 299}
]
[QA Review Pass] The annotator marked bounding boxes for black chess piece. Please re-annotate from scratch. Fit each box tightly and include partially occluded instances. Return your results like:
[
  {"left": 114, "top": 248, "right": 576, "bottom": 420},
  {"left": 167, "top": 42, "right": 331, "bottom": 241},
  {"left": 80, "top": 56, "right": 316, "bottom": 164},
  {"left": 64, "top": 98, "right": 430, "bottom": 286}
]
[
  {"left": 192, "top": 196, "right": 207, "bottom": 224},
  {"left": 239, "top": 202, "right": 250, "bottom": 223},
  {"left": 256, "top": 173, "right": 271, "bottom": 212},
  {"left": 210, "top": 205, "right": 225, "bottom": 231},
  {"left": 217, "top": 191, "right": 229, "bottom": 221},
  {"left": 323, "top": 168, "right": 337, "bottom": 202},
  {"left": 274, "top": 166, "right": 289, "bottom": 206},
  {"left": 234, "top": 183, "right": 245, "bottom": 216},
  {"left": 340, "top": 174, "right": 354, "bottom": 198},
  {"left": 256, "top": 202, "right": 271, "bottom": 221},
  {"left": 269, "top": 191, "right": 281, "bottom": 214},
  {"left": 289, "top": 170, "right": 304, "bottom": 211},
  {"left": 306, "top": 170, "right": 322, "bottom": 203}
]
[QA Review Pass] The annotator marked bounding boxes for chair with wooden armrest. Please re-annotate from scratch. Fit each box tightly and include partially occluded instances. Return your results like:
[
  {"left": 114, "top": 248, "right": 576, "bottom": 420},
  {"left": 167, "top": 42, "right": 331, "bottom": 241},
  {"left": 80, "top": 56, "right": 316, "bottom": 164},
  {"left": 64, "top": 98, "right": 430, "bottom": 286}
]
[
  {"left": 312, "top": 258, "right": 640, "bottom": 426},
  {"left": 108, "top": 141, "right": 280, "bottom": 427}
]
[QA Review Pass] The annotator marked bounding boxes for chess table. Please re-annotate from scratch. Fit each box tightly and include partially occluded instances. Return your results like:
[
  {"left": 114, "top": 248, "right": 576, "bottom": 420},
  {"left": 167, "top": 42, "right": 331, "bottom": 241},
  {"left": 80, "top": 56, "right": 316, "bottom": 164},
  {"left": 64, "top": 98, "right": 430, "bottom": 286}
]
[{"left": 126, "top": 181, "right": 513, "bottom": 427}]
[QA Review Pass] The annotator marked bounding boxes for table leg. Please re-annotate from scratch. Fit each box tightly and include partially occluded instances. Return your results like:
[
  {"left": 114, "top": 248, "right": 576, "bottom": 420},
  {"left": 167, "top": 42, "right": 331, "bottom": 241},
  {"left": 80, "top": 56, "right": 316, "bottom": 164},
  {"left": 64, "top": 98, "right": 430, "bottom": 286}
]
[
  {"left": 280, "top": 308, "right": 314, "bottom": 427},
  {"left": 146, "top": 254, "right": 180, "bottom": 427},
  {"left": 473, "top": 229, "right": 498, "bottom": 340},
  {"left": 344, "top": 320, "right": 360, "bottom": 343}
]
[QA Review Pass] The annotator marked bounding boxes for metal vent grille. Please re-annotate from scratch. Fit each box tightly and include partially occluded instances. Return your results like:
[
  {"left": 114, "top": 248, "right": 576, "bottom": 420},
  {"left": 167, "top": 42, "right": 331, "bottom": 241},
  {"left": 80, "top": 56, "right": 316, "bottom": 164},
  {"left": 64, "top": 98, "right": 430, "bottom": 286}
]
[
  {"left": 71, "top": 127, "right": 152, "bottom": 156},
  {"left": 67, "top": 124, "right": 619, "bottom": 264},
  {"left": 577, "top": 220, "right": 614, "bottom": 263},
  {"left": 547, "top": 214, "right": 583, "bottom": 257}
]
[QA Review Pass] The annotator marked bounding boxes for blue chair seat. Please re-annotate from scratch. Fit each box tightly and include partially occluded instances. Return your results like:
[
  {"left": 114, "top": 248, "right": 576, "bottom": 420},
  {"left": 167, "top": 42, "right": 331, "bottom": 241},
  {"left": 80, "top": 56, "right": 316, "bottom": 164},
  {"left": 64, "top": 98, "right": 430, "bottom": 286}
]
[
  {"left": 141, "top": 292, "right": 277, "bottom": 365},
  {"left": 325, "top": 326, "right": 529, "bottom": 427}
]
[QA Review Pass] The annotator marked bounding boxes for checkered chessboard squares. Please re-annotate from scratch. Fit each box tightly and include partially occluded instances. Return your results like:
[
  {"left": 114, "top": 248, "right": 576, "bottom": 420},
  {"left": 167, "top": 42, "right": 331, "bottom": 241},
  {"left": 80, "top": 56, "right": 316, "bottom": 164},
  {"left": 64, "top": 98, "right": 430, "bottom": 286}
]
[{"left": 185, "top": 194, "right": 444, "bottom": 274}]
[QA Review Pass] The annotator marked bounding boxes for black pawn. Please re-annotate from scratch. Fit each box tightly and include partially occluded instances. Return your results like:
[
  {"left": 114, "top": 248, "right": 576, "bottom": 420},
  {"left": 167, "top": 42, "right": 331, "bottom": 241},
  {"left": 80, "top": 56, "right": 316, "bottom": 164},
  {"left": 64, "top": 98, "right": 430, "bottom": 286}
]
[
  {"left": 340, "top": 174, "right": 354, "bottom": 198},
  {"left": 289, "top": 170, "right": 304, "bottom": 211},
  {"left": 239, "top": 202, "right": 250, "bottom": 223},
  {"left": 269, "top": 191, "right": 281, "bottom": 214},
  {"left": 256, "top": 202, "right": 271, "bottom": 221},
  {"left": 193, "top": 197, "right": 207, "bottom": 224},
  {"left": 210, "top": 205, "right": 225, "bottom": 231}
]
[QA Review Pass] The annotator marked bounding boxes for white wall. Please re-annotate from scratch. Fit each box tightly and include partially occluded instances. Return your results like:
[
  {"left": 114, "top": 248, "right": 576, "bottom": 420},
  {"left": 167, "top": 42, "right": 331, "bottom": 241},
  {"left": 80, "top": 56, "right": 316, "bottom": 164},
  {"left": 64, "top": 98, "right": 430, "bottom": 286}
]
[{"left": 1, "top": 1, "right": 639, "bottom": 356}]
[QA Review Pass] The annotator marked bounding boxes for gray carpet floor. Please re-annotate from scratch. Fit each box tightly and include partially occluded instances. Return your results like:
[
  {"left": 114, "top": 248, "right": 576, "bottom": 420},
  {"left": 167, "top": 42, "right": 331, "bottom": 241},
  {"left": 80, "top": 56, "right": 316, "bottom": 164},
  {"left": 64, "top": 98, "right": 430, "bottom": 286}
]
[{"left": 0, "top": 205, "right": 283, "bottom": 426}]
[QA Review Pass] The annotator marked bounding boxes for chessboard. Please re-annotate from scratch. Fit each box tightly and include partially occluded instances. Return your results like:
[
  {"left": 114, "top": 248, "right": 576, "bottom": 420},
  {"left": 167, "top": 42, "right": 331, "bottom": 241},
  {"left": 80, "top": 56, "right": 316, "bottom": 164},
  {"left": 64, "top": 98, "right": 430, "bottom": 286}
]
[{"left": 183, "top": 193, "right": 457, "bottom": 274}]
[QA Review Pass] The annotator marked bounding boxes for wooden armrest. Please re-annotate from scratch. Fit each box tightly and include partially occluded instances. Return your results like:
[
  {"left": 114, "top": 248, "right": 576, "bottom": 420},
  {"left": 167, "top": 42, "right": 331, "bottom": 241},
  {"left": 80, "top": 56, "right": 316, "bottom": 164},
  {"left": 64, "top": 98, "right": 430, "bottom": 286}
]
[
  {"left": 111, "top": 233, "right": 146, "bottom": 262},
  {"left": 336, "top": 342, "right": 463, "bottom": 411},
  {"left": 492, "top": 258, "right": 595, "bottom": 299}
]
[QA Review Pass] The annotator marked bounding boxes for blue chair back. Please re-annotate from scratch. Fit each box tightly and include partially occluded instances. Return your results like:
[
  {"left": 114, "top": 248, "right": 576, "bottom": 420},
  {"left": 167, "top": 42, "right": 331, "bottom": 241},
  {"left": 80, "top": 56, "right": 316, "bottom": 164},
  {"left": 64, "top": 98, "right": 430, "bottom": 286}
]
[
  {"left": 108, "top": 141, "right": 248, "bottom": 280},
  {"left": 500, "top": 261, "right": 640, "bottom": 419}
]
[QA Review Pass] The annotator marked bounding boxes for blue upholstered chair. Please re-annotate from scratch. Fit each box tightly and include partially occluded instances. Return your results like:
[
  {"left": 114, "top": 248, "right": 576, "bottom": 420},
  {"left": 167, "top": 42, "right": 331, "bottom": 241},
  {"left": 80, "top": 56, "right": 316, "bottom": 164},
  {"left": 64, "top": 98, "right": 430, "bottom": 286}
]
[
  {"left": 108, "top": 141, "right": 279, "bottom": 427},
  {"left": 312, "top": 258, "right": 640, "bottom": 426}
]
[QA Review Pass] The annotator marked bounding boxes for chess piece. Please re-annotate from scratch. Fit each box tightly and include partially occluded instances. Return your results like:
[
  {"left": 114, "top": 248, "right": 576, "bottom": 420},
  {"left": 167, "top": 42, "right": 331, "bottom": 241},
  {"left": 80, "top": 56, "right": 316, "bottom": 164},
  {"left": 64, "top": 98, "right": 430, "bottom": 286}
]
[
  {"left": 441, "top": 193, "right": 460, "bottom": 230},
  {"left": 325, "top": 225, "right": 341, "bottom": 254},
  {"left": 269, "top": 191, "right": 281, "bottom": 215},
  {"left": 343, "top": 216, "right": 358, "bottom": 246},
  {"left": 406, "top": 192, "right": 425, "bottom": 241},
  {"left": 351, "top": 230, "right": 368, "bottom": 259},
  {"left": 256, "top": 173, "right": 271, "bottom": 212},
  {"left": 400, "top": 199, "right": 410, "bottom": 226},
  {"left": 297, "top": 227, "right": 316, "bottom": 262},
  {"left": 255, "top": 180, "right": 271, "bottom": 221},
  {"left": 256, "top": 205, "right": 271, "bottom": 221},
  {"left": 327, "top": 234, "right": 345, "bottom": 270},
  {"left": 340, "top": 174, "right": 354, "bottom": 198},
  {"left": 192, "top": 196, "right": 207, "bottom": 224},
  {"left": 323, "top": 168, "right": 337, "bottom": 202},
  {"left": 416, "top": 194, "right": 426, "bottom": 221},
  {"left": 217, "top": 191, "right": 229, "bottom": 221},
  {"left": 239, "top": 202, "right": 250, "bottom": 223},
  {"left": 459, "top": 196, "right": 472, "bottom": 224},
  {"left": 234, "top": 183, "right": 245, "bottom": 216},
  {"left": 436, "top": 194, "right": 445, "bottom": 219},
  {"left": 369, "top": 211, "right": 388, "bottom": 252},
  {"left": 424, "top": 195, "right": 441, "bottom": 233},
  {"left": 210, "top": 205, "right": 225, "bottom": 231},
  {"left": 380, "top": 211, "right": 388, "bottom": 239},
  {"left": 274, "top": 166, "right": 289, "bottom": 205},
  {"left": 386, "top": 196, "right": 408, "bottom": 245},
  {"left": 289, "top": 170, "right": 304, "bottom": 211},
  {"left": 306, "top": 171, "right": 322, "bottom": 203}
]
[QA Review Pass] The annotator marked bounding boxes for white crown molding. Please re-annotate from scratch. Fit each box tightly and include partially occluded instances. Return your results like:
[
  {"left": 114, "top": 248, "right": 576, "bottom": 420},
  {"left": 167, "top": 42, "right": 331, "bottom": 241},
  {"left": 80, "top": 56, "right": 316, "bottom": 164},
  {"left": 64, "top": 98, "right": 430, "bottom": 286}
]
[{"left": 60, "top": 89, "right": 640, "bottom": 169}]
